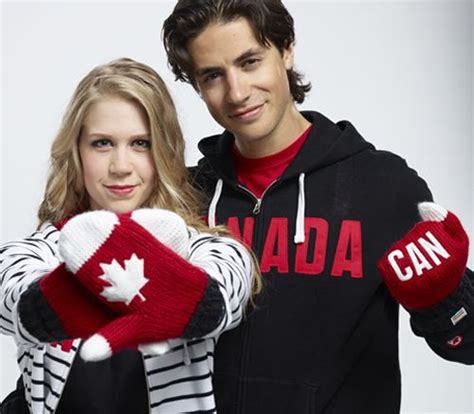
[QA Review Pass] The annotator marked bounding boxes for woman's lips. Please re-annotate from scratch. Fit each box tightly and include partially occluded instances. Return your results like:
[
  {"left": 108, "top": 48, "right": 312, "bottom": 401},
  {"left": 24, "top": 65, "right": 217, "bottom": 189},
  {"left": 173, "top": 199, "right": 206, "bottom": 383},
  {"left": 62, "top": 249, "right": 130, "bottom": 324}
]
[{"left": 105, "top": 185, "right": 136, "bottom": 195}]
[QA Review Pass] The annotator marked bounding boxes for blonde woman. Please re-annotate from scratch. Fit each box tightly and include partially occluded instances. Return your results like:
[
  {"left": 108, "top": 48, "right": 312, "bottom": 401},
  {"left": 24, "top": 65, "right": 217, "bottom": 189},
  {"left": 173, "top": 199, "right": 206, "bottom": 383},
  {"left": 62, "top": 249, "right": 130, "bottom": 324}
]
[{"left": 0, "top": 58, "right": 260, "bottom": 414}]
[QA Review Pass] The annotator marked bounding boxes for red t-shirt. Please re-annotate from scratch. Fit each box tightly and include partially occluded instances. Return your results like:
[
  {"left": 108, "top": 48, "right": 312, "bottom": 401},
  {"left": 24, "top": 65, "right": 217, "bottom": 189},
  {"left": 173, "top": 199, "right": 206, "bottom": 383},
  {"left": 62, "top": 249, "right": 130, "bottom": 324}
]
[{"left": 232, "top": 125, "right": 312, "bottom": 198}]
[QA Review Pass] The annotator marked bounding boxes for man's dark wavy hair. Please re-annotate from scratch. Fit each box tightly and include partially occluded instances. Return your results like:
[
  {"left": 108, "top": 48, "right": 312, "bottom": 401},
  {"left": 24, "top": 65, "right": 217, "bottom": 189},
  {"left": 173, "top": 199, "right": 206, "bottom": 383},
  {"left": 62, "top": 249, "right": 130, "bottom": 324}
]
[{"left": 162, "top": 0, "right": 311, "bottom": 104}]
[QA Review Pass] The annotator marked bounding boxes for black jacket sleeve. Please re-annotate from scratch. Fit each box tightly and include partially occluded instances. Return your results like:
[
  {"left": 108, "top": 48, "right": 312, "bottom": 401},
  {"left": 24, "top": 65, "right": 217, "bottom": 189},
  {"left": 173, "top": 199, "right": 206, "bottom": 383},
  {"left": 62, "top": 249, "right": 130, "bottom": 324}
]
[{"left": 410, "top": 268, "right": 474, "bottom": 364}]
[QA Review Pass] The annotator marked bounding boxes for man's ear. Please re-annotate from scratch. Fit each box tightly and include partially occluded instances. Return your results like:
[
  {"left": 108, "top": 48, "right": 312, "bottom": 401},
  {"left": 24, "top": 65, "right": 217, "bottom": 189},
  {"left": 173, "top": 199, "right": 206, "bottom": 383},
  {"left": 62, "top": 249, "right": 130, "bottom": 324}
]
[{"left": 283, "top": 42, "right": 295, "bottom": 70}]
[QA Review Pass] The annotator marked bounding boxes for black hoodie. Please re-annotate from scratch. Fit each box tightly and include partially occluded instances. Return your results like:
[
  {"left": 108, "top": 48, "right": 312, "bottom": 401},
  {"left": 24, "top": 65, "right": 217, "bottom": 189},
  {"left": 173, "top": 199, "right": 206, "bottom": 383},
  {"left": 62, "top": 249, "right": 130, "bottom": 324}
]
[{"left": 191, "top": 111, "right": 474, "bottom": 414}]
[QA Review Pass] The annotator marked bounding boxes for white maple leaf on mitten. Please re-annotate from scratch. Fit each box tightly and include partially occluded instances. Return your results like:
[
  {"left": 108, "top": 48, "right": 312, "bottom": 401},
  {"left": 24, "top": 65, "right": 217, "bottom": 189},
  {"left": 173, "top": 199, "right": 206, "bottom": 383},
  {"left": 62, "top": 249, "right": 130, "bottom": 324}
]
[
  {"left": 99, "top": 254, "right": 149, "bottom": 306},
  {"left": 58, "top": 209, "right": 193, "bottom": 360}
]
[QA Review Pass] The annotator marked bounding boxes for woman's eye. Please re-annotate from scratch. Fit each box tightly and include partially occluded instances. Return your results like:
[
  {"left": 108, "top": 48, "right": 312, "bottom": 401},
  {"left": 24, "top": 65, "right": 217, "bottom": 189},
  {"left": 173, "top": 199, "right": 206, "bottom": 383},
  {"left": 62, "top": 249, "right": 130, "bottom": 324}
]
[
  {"left": 91, "top": 138, "right": 112, "bottom": 148},
  {"left": 133, "top": 139, "right": 151, "bottom": 149}
]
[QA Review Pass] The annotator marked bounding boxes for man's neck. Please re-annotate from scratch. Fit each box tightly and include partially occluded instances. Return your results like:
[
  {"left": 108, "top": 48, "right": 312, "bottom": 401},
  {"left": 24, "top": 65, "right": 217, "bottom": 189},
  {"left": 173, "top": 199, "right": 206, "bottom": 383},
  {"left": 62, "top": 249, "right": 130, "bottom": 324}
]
[{"left": 234, "top": 107, "right": 310, "bottom": 159}]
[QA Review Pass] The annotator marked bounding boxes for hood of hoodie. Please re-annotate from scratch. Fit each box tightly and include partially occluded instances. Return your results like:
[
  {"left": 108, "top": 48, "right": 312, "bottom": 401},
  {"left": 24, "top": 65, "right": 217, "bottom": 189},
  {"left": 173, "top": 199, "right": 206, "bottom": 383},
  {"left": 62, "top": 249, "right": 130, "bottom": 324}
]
[{"left": 197, "top": 111, "right": 374, "bottom": 184}]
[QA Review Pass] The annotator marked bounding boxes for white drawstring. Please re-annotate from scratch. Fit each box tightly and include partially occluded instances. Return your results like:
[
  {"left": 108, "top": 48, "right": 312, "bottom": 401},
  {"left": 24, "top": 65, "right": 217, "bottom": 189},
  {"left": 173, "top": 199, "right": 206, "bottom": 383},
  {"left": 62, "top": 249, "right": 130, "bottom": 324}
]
[
  {"left": 183, "top": 341, "right": 191, "bottom": 365},
  {"left": 209, "top": 176, "right": 305, "bottom": 243},
  {"left": 208, "top": 179, "right": 223, "bottom": 228},
  {"left": 294, "top": 173, "right": 306, "bottom": 244}
]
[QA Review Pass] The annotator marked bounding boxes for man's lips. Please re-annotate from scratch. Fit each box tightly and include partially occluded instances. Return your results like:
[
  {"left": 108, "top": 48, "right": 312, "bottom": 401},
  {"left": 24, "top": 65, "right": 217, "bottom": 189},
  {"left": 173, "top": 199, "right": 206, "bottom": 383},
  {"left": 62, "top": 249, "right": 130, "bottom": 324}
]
[{"left": 231, "top": 103, "right": 265, "bottom": 121}]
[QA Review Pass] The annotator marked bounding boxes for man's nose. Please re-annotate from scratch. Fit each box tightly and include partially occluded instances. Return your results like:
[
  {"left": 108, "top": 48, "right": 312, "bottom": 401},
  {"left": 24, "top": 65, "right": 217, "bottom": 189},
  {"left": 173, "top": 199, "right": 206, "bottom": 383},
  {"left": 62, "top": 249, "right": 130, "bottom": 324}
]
[{"left": 226, "top": 70, "right": 250, "bottom": 105}]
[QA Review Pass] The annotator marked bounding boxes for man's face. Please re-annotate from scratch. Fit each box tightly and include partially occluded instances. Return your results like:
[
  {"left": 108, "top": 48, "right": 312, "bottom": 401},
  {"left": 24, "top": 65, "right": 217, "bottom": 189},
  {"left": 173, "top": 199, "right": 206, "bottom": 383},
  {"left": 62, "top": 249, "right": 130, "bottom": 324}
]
[{"left": 188, "top": 18, "right": 296, "bottom": 156}]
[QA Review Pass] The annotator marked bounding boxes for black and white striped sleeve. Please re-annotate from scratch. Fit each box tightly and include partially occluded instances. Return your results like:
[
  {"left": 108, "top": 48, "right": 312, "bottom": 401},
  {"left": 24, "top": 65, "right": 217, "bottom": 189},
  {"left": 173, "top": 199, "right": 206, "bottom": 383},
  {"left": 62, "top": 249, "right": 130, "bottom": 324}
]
[
  {"left": 0, "top": 224, "right": 61, "bottom": 345},
  {"left": 187, "top": 231, "right": 253, "bottom": 338}
]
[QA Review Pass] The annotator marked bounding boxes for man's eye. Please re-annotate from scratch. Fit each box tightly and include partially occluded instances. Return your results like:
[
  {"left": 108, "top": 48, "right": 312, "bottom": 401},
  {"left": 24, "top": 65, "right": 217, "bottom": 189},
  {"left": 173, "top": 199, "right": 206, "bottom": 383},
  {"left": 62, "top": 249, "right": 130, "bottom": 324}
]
[
  {"left": 243, "top": 58, "right": 260, "bottom": 68},
  {"left": 91, "top": 139, "right": 112, "bottom": 148},
  {"left": 204, "top": 72, "right": 221, "bottom": 84},
  {"left": 133, "top": 139, "right": 151, "bottom": 149}
]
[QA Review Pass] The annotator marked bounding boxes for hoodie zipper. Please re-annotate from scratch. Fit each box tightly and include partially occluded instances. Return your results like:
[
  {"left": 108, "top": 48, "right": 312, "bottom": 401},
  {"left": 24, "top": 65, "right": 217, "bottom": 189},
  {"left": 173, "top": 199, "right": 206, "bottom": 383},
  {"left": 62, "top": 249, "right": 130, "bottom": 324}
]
[
  {"left": 237, "top": 179, "right": 278, "bottom": 216},
  {"left": 232, "top": 179, "right": 278, "bottom": 412}
]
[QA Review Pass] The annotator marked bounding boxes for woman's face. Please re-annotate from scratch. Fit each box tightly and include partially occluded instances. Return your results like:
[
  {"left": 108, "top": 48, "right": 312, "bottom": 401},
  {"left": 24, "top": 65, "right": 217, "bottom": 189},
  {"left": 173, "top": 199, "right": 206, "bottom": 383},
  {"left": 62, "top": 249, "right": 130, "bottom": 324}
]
[{"left": 79, "top": 97, "right": 156, "bottom": 214}]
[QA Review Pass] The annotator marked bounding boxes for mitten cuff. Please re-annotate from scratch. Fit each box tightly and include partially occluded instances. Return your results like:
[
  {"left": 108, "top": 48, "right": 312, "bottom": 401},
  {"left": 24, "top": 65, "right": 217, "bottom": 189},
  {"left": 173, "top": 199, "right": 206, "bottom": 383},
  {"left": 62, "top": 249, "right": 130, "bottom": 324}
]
[
  {"left": 183, "top": 278, "right": 225, "bottom": 339},
  {"left": 410, "top": 268, "right": 474, "bottom": 336},
  {"left": 18, "top": 277, "right": 69, "bottom": 343}
]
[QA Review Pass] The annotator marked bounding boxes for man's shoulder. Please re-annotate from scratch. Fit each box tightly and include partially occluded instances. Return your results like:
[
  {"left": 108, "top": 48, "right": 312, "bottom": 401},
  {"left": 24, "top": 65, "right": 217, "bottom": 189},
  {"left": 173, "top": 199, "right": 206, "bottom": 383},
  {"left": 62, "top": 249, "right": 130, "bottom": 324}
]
[
  {"left": 187, "top": 156, "right": 215, "bottom": 178},
  {"left": 187, "top": 157, "right": 218, "bottom": 194},
  {"left": 355, "top": 145, "right": 414, "bottom": 173},
  {"left": 360, "top": 147, "right": 431, "bottom": 202}
]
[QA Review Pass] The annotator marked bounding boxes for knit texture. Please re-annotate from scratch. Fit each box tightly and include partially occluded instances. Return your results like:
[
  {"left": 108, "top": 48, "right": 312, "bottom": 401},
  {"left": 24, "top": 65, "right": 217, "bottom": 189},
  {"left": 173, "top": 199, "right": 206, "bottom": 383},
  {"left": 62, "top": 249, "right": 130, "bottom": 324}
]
[
  {"left": 378, "top": 202, "right": 469, "bottom": 309},
  {"left": 183, "top": 278, "right": 225, "bottom": 339},
  {"left": 58, "top": 209, "right": 219, "bottom": 361},
  {"left": 18, "top": 264, "right": 113, "bottom": 342},
  {"left": 410, "top": 268, "right": 474, "bottom": 336},
  {"left": 18, "top": 278, "right": 69, "bottom": 342}
]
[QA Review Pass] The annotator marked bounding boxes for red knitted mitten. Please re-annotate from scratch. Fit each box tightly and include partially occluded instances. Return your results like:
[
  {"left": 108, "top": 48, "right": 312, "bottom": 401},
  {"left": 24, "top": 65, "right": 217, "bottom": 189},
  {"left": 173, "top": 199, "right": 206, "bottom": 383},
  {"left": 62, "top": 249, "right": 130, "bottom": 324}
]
[
  {"left": 58, "top": 209, "right": 220, "bottom": 361},
  {"left": 377, "top": 202, "right": 469, "bottom": 309},
  {"left": 18, "top": 264, "right": 113, "bottom": 342}
]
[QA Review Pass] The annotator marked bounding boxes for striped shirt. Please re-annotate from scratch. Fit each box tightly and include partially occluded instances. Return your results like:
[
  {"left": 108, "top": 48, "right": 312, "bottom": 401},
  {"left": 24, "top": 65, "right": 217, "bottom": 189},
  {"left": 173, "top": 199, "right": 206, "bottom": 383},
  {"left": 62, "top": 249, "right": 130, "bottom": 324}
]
[{"left": 1, "top": 224, "right": 253, "bottom": 413}]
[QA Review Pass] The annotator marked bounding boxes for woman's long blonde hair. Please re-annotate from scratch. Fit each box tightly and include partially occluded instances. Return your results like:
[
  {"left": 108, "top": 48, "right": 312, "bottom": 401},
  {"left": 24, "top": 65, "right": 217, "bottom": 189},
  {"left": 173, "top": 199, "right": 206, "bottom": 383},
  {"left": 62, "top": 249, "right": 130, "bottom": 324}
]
[{"left": 38, "top": 57, "right": 261, "bottom": 298}]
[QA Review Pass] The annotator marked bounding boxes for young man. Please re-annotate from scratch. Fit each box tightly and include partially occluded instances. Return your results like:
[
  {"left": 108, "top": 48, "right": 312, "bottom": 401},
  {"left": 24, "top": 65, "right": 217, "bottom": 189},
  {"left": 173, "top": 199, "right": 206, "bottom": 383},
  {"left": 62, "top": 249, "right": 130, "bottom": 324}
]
[{"left": 162, "top": 1, "right": 473, "bottom": 413}]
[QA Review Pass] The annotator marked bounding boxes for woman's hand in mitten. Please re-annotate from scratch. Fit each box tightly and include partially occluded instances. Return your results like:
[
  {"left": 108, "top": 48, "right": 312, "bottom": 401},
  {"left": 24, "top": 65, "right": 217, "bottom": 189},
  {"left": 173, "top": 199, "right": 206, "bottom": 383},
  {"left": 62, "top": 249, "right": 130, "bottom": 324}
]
[
  {"left": 18, "top": 263, "right": 114, "bottom": 344},
  {"left": 58, "top": 209, "right": 224, "bottom": 361}
]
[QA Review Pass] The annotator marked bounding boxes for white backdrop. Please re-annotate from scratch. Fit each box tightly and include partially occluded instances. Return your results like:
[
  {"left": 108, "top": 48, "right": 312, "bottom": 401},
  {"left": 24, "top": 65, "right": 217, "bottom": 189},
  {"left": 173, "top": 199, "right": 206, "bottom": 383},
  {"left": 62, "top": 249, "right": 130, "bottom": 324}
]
[{"left": 1, "top": 1, "right": 473, "bottom": 413}]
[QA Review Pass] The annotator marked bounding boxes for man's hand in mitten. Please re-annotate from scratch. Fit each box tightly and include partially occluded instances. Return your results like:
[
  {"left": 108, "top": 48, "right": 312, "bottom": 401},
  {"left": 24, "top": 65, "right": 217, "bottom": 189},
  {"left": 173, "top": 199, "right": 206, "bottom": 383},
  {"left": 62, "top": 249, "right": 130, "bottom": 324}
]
[
  {"left": 58, "top": 209, "right": 224, "bottom": 362},
  {"left": 18, "top": 263, "right": 114, "bottom": 344},
  {"left": 377, "top": 202, "right": 469, "bottom": 309}
]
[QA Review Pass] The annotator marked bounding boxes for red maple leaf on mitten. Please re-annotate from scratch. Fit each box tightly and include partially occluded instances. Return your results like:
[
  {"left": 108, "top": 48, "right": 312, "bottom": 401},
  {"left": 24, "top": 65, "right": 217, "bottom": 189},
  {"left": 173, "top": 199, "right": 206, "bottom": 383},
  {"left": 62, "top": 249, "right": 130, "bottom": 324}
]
[{"left": 377, "top": 202, "right": 469, "bottom": 309}]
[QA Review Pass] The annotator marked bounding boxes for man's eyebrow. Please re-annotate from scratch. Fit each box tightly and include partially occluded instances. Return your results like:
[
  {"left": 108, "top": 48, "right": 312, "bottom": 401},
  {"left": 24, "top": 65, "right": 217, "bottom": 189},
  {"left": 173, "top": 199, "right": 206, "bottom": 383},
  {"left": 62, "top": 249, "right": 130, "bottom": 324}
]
[
  {"left": 234, "top": 48, "right": 264, "bottom": 64},
  {"left": 195, "top": 47, "right": 265, "bottom": 78}
]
